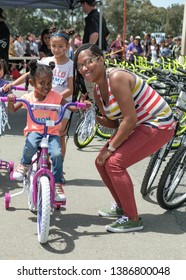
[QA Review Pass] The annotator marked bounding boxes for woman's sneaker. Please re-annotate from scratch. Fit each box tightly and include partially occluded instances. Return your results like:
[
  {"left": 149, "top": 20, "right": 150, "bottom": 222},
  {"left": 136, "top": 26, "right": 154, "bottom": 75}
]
[
  {"left": 55, "top": 183, "right": 66, "bottom": 202},
  {"left": 13, "top": 163, "right": 29, "bottom": 181},
  {"left": 106, "top": 215, "right": 143, "bottom": 233},
  {"left": 98, "top": 202, "right": 124, "bottom": 217}
]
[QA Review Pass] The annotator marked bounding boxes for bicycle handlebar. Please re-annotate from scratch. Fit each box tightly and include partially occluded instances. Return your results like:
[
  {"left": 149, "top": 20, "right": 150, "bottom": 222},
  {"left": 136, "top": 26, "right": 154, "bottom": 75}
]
[
  {"left": 0, "top": 85, "right": 26, "bottom": 94},
  {"left": 0, "top": 97, "right": 86, "bottom": 126}
]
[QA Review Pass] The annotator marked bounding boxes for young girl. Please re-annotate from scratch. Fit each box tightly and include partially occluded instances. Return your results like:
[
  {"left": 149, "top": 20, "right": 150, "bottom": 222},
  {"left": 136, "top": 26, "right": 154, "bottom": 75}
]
[
  {"left": 39, "top": 28, "right": 75, "bottom": 164},
  {"left": 6, "top": 61, "right": 76, "bottom": 202}
]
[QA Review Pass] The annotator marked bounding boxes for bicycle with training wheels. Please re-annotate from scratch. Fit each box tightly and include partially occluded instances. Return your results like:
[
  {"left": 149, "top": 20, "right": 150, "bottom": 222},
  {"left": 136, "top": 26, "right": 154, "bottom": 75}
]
[{"left": 1, "top": 96, "right": 85, "bottom": 244}]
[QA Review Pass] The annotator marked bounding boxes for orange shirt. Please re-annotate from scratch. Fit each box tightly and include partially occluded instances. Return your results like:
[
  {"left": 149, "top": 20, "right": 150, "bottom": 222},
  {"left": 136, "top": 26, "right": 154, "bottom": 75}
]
[{"left": 21, "top": 89, "right": 62, "bottom": 136}]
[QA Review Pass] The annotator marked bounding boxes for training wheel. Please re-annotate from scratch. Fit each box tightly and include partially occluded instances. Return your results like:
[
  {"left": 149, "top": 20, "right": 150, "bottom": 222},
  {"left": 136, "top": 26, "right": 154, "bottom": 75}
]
[
  {"left": 9, "top": 161, "right": 14, "bottom": 173},
  {"left": 5, "top": 193, "right": 11, "bottom": 209}
]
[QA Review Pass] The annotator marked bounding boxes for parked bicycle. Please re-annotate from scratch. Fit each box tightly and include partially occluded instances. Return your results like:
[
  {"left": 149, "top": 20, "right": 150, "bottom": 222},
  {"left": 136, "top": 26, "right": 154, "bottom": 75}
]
[
  {"left": 1, "top": 96, "right": 85, "bottom": 243},
  {"left": 74, "top": 104, "right": 116, "bottom": 148},
  {"left": 140, "top": 69, "right": 186, "bottom": 196},
  {"left": 156, "top": 84, "right": 186, "bottom": 210}
]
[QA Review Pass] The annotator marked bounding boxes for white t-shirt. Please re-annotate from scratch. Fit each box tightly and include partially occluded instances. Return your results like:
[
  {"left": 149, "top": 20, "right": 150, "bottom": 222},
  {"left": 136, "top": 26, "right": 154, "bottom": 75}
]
[{"left": 39, "top": 56, "right": 73, "bottom": 102}]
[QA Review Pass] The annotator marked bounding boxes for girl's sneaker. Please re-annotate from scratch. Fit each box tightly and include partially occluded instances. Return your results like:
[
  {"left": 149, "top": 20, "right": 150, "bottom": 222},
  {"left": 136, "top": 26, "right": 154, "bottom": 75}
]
[
  {"left": 13, "top": 163, "right": 29, "bottom": 181},
  {"left": 55, "top": 183, "right": 66, "bottom": 202}
]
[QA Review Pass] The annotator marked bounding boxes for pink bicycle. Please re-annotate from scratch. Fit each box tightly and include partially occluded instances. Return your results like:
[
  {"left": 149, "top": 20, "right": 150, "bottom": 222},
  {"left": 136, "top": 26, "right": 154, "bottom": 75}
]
[{"left": 0, "top": 95, "right": 85, "bottom": 243}]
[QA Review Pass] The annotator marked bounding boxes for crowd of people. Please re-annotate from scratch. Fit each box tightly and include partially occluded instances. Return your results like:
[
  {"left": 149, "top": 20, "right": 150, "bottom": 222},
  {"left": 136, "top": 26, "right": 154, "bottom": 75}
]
[
  {"left": 107, "top": 32, "right": 182, "bottom": 64},
  {"left": 0, "top": 1, "right": 181, "bottom": 233}
]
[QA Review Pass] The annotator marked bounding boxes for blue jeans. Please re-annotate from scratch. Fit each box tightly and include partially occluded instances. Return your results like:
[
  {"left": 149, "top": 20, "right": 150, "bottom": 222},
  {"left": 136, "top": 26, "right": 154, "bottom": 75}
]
[{"left": 21, "top": 132, "right": 63, "bottom": 184}]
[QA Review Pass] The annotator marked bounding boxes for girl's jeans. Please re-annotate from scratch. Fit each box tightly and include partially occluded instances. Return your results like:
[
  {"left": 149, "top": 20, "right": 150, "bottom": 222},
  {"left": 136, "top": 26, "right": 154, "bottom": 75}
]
[
  {"left": 21, "top": 132, "right": 63, "bottom": 184},
  {"left": 95, "top": 125, "right": 175, "bottom": 220}
]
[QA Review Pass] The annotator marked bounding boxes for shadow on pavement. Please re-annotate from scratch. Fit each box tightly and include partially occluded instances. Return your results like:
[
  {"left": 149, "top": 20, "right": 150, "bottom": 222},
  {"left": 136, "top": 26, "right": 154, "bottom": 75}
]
[{"left": 36, "top": 209, "right": 186, "bottom": 254}]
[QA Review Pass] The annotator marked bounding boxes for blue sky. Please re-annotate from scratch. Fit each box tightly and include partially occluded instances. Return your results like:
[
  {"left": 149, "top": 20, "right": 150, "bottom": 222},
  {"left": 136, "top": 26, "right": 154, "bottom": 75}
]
[{"left": 151, "top": 0, "right": 185, "bottom": 7}]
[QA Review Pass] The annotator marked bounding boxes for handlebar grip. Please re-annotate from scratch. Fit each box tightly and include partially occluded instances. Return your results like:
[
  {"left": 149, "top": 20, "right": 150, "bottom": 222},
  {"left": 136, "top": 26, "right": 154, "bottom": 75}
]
[
  {"left": 0, "top": 97, "right": 8, "bottom": 102},
  {"left": 11, "top": 86, "right": 26, "bottom": 91},
  {"left": 75, "top": 101, "right": 86, "bottom": 109},
  {"left": 0, "top": 96, "right": 17, "bottom": 103}
]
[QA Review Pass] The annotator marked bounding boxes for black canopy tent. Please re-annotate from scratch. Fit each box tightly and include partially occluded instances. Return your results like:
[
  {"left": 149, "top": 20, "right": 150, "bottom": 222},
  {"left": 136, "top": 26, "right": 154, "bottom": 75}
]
[
  {"left": 0, "top": 0, "right": 80, "bottom": 9},
  {"left": 0, "top": 0, "right": 104, "bottom": 49}
]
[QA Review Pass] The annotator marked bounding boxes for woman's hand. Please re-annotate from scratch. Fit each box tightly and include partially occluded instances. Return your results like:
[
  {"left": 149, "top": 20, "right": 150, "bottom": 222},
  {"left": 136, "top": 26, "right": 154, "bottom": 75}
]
[
  {"left": 97, "top": 148, "right": 113, "bottom": 166},
  {"left": 96, "top": 115, "right": 119, "bottom": 129}
]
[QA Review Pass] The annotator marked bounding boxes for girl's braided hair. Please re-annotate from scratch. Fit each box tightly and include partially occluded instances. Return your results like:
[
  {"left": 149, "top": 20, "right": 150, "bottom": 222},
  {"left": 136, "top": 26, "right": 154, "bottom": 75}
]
[
  {"left": 25, "top": 60, "right": 55, "bottom": 90},
  {"left": 73, "top": 43, "right": 103, "bottom": 101}
]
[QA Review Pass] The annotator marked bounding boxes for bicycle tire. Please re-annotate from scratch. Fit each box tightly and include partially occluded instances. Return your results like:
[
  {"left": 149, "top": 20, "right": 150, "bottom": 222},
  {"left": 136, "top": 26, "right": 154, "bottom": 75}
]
[
  {"left": 156, "top": 144, "right": 186, "bottom": 210},
  {"left": 96, "top": 124, "right": 115, "bottom": 139},
  {"left": 140, "top": 146, "right": 167, "bottom": 196},
  {"left": 73, "top": 115, "right": 96, "bottom": 148},
  {"left": 37, "top": 176, "right": 51, "bottom": 244}
]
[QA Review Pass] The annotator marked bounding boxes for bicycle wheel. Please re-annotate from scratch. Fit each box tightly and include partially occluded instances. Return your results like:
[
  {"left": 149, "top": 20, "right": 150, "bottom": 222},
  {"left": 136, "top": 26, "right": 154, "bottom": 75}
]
[
  {"left": 37, "top": 176, "right": 51, "bottom": 244},
  {"left": 140, "top": 145, "right": 167, "bottom": 196},
  {"left": 73, "top": 114, "right": 96, "bottom": 148},
  {"left": 157, "top": 144, "right": 186, "bottom": 210},
  {"left": 96, "top": 124, "right": 115, "bottom": 139}
]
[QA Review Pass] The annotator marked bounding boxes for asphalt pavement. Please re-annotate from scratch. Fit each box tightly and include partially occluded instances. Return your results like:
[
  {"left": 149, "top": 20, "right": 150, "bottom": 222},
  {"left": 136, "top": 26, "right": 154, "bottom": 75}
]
[{"left": 0, "top": 88, "right": 186, "bottom": 262}]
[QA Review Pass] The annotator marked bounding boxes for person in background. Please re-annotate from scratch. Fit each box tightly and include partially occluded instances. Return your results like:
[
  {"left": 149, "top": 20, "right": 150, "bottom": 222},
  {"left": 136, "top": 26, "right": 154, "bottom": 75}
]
[
  {"left": 80, "top": 0, "right": 109, "bottom": 51},
  {"left": 73, "top": 43, "right": 175, "bottom": 233},
  {"left": 167, "top": 34, "right": 175, "bottom": 51},
  {"left": 126, "top": 37, "right": 143, "bottom": 63},
  {"left": 79, "top": 0, "right": 110, "bottom": 100},
  {"left": 14, "top": 35, "right": 25, "bottom": 57},
  {"left": 172, "top": 37, "right": 181, "bottom": 61},
  {"left": 150, "top": 37, "right": 160, "bottom": 63},
  {"left": 159, "top": 39, "right": 172, "bottom": 60},
  {"left": 143, "top": 33, "right": 151, "bottom": 61},
  {"left": 24, "top": 32, "right": 38, "bottom": 57},
  {"left": 0, "top": 58, "right": 9, "bottom": 88},
  {"left": 74, "top": 33, "right": 82, "bottom": 51},
  {"left": 38, "top": 29, "right": 52, "bottom": 59},
  {"left": 109, "top": 34, "right": 123, "bottom": 61},
  {"left": 0, "top": 8, "right": 10, "bottom": 70}
]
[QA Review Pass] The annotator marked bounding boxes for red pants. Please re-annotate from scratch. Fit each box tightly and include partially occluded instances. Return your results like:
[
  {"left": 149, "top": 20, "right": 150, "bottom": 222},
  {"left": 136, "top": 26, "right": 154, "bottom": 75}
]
[{"left": 95, "top": 125, "right": 174, "bottom": 219}]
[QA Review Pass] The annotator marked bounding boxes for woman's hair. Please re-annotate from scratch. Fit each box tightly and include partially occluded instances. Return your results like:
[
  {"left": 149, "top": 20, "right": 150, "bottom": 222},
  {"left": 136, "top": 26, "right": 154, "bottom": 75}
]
[
  {"left": 25, "top": 60, "right": 55, "bottom": 90},
  {"left": 0, "top": 59, "right": 8, "bottom": 76},
  {"left": 73, "top": 43, "right": 103, "bottom": 101},
  {"left": 40, "top": 28, "right": 51, "bottom": 45},
  {"left": 50, "top": 27, "right": 75, "bottom": 42}
]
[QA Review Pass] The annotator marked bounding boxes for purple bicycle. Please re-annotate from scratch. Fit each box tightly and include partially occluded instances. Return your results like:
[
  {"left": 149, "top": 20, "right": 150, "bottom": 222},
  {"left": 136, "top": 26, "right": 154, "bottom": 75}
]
[{"left": 0, "top": 95, "right": 85, "bottom": 243}]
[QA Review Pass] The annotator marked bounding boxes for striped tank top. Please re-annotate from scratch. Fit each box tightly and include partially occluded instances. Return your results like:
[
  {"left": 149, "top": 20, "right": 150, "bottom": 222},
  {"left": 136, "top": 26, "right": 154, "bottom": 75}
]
[{"left": 95, "top": 69, "right": 175, "bottom": 130}]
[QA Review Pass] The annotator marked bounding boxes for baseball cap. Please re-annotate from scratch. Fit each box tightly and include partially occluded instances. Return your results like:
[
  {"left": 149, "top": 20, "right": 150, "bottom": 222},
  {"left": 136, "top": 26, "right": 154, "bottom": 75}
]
[
  {"left": 175, "top": 37, "right": 181, "bottom": 41},
  {"left": 135, "top": 36, "right": 141, "bottom": 40},
  {"left": 0, "top": 8, "right": 6, "bottom": 19}
]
